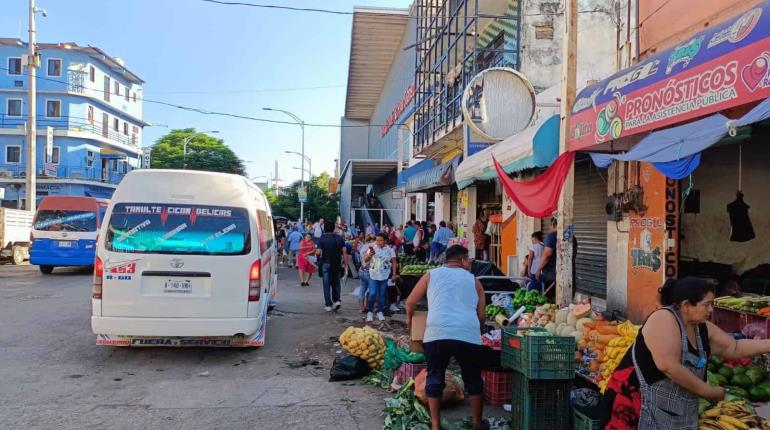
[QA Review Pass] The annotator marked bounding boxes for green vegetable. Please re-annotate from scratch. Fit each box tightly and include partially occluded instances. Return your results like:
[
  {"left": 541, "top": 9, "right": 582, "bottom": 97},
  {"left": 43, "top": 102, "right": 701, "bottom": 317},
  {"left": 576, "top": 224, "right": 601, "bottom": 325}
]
[
  {"left": 718, "top": 366, "right": 734, "bottom": 379},
  {"left": 726, "top": 386, "right": 750, "bottom": 399},
  {"left": 733, "top": 366, "right": 747, "bottom": 376},
  {"left": 731, "top": 374, "right": 753, "bottom": 389}
]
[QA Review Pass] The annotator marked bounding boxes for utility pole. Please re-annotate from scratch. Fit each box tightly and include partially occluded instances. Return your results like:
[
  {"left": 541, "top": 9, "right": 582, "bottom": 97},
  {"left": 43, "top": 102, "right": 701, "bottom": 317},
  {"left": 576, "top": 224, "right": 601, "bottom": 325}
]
[
  {"left": 556, "top": 0, "right": 577, "bottom": 306},
  {"left": 25, "top": 0, "right": 39, "bottom": 213}
]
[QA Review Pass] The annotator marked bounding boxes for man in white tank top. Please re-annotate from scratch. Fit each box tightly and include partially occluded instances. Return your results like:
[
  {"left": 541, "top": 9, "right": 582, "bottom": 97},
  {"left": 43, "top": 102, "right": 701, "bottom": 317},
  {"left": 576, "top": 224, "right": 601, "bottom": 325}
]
[{"left": 405, "top": 245, "right": 487, "bottom": 430}]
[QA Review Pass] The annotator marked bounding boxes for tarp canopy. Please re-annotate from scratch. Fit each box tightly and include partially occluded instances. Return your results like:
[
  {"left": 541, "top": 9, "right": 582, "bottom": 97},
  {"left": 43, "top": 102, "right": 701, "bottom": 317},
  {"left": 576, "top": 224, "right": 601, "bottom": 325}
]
[
  {"left": 455, "top": 115, "right": 560, "bottom": 189},
  {"left": 405, "top": 155, "right": 461, "bottom": 192},
  {"left": 590, "top": 97, "right": 770, "bottom": 178}
]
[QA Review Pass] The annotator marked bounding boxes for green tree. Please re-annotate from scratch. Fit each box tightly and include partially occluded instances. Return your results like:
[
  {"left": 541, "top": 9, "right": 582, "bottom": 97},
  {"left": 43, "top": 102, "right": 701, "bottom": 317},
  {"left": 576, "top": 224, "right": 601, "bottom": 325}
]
[
  {"left": 150, "top": 128, "right": 245, "bottom": 175},
  {"left": 267, "top": 172, "right": 339, "bottom": 222}
]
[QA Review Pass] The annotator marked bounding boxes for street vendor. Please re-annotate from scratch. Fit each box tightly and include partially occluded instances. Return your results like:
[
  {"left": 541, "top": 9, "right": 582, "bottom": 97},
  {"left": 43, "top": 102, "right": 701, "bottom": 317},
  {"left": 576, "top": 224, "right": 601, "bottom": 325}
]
[
  {"left": 601, "top": 277, "right": 770, "bottom": 430},
  {"left": 406, "top": 245, "right": 487, "bottom": 430}
]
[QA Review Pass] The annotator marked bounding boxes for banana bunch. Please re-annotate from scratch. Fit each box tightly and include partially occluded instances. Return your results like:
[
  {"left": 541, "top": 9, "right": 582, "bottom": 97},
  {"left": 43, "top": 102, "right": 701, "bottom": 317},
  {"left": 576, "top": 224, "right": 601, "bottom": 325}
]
[
  {"left": 616, "top": 320, "right": 640, "bottom": 338},
  {"left": 339, "top": 326, "right": 386, "bottom": 369},
  {"left": 700, "top": 400, "right": 769, "bottom": 430},
  {"left": 598, "top": 321, "right": 640, "bottom": 393}
]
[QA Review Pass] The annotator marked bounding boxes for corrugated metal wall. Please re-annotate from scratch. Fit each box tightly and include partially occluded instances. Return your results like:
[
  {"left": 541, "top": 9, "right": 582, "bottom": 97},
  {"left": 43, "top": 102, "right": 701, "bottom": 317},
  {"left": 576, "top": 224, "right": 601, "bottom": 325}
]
[{"left": 573, "top": 157, "right": 608, "bottom": 298}]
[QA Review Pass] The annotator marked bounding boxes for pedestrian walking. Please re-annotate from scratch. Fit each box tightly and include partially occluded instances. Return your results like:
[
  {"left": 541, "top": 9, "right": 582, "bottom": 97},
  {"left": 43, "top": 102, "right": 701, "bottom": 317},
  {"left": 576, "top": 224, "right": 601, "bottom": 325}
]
[
  {"left": 297, "top": 233, "right": 317, "bottom": 286},
  {"left": 316, "top": 221, "right": 347, "bottom": 312},
  {"left": 527, "top": 231, "right": 545, "bottom": 291},
  {"left": 405, "top": 245, "right": 486, "bottom": 430},
  {"left": 403, "top": 221, "right": 417, "bottom": 255},
  {"left": 534, "top": 218, "right": 557, "bottom": 298},
  {"left": 363, "top": 233, "right": 398, "bottom": 322},
  {"left": 357, "top": 234, "right": 375, "bottom": 313},
  {"left": 473, "top": 215, "right": 487, "bottom": 260},
  {"left": 430, "top": 221, "right": 453, "bottom": 263},
  {"left": 286, "top": 226, "right": 302, "bottom": 269}
]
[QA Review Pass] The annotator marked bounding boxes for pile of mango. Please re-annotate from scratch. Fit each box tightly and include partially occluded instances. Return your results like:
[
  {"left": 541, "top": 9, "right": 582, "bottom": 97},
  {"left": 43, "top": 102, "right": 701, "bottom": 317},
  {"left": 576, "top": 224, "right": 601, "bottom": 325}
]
[{"left": 339, "top": 326, "right": 385, "bottom": 369}]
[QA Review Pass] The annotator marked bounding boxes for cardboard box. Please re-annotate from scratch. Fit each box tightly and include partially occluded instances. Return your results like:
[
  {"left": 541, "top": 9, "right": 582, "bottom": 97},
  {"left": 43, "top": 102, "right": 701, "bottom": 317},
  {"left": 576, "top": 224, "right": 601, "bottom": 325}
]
[{"left": 411, "top": 311, "right": 427, "bottom": 341}]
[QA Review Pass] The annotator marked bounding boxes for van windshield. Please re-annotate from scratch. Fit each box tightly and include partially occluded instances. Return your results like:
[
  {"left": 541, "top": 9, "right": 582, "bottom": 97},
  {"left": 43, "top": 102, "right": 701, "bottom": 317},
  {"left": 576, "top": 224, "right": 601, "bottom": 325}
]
[
  {"left": 105, "top": 203, "right": 251, "bottom": 255},
  {"left": 34, "top": 210, "right": 97, "bottom": 232}
]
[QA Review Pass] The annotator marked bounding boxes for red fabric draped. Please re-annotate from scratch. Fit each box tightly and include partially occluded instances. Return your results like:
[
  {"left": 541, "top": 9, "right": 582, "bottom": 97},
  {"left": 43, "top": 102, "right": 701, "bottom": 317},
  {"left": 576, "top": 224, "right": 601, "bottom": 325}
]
[{"left": 492, "top": 151, "right": 576, "bottom": 218}]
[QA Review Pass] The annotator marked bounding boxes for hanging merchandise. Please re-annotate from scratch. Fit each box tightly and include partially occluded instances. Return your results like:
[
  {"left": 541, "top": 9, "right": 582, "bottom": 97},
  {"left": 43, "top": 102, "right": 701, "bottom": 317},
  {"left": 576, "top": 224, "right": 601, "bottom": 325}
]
[
  {"left": 728, "top": 145, "right": 756, "bottom": 242},
  {"left": 492, "top": 152, "right": 576, "bottom": 218}
]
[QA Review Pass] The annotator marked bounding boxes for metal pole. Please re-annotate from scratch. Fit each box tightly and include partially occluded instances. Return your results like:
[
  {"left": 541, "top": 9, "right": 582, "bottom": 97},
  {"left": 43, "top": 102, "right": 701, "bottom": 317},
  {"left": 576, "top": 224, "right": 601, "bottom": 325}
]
[
  {"left": 300, "top": 121, "right": 305, "bottom": 223},
  {"left": 26, "top": 0, "right": 37, "bottom": 212},
  {"left": 182, "top": 135, "right": 192, "bottom": 169}
]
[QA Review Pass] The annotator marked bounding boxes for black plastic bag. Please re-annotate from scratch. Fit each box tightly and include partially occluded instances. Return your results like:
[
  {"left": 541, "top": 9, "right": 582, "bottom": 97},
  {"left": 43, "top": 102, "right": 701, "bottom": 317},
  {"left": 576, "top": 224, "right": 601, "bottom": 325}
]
[{"left": 329, "top": 354, "right": 371, "bottom": 381}]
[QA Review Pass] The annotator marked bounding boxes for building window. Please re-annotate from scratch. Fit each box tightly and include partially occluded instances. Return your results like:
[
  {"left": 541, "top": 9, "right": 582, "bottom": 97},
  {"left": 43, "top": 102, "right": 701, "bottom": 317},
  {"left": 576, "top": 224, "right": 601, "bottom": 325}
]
[
  {"left": 14, "top": 80, "right": 23, "bottom": 88},
  {"left": 89, "top": 65, "right": 95, "bottom": 82},
  {"left": 124, "top": 86, "right": 130, "bottom": 101},
  {"left": 86, "top": 150, "right": 94, "bottom": 168},
  {"left": 87, "top": 105, "right": 94, "bottom": 124},
  {"left": 6, "top": 145, "right": 21, "bottom": 163},
  {"left": 51, "top": 146, "right": 61, "bottom": 164},
  {"left": 113, "top": 118, "right": 119, "bottom": 132},
  {"left": 114, "top": 81, "right": 121, "bottom": 98},
  {"left": 46, "top": 100, "right": 61, "bottom": 118},
  {"left": 7, "top": 99, "right": 22, "bottom": 117},
  {"left": 123, "top": 122, "right": 128, "bottom": 135},
  {"left": 103, "top": 76, "right": 110, "bottom": 102},
  {"left": 7, "top": 57, "right": 21, "bottom": 75},
  {"left": 131, "top": 125, "right": 139, "bottom": 146},
  {"left": 132, "top": 92, "right": 137, "bottom": 102},
  {"left": 47, "top": 58, "right": 62, "bottom": 77}
]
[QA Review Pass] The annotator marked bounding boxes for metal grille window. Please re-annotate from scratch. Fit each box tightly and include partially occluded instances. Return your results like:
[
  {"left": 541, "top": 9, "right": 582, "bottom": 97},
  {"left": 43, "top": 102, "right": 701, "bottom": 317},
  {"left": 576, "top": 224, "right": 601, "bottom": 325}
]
[{"left": 6, "top": 146, "right": 21, "bottom": 163}]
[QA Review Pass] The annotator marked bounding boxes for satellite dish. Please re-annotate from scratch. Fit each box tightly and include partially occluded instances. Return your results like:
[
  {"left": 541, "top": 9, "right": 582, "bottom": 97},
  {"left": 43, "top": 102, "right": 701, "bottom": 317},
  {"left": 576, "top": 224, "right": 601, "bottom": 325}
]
[{"left": 461, "top": 67, "right": 536, "bottom": 141}]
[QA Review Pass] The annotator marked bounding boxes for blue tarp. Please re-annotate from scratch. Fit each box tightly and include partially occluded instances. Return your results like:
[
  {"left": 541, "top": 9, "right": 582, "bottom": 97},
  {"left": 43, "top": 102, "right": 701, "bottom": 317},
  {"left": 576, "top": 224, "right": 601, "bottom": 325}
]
[{"left": 590, "top": 97, "right": 770, "bottom": 179}]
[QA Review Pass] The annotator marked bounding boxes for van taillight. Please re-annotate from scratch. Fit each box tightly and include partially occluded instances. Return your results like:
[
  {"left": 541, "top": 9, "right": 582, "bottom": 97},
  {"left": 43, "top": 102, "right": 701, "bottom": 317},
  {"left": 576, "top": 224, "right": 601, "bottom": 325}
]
[
  {"left": 92, "top": 256, "right": 104, "bottom": 299},
  {"left": 29, "top": 232, "right": 34, "bottom": 243},
  {"left": 248, "top": 260, "right": 261, "bottom": 302}
]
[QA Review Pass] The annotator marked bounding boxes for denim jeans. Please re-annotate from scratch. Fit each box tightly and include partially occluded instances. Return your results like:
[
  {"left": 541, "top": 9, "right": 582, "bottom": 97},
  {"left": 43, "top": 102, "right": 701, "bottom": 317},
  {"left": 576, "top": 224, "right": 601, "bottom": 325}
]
[
  {"left": 358, "top": 271, "right": 371, "bottom": 302},
  {"left": 367, "top": 278, "right": 389, "bottom": 313},
  {"left": 322, "top": 263, "right": 341, "bottom": 307}
]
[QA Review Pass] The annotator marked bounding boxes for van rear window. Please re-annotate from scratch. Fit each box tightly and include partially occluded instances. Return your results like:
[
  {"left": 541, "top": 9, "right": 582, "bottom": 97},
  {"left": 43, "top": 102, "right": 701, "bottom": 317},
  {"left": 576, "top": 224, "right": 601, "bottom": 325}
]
[
  {"left": 34, "top": 210, "right": 97, "bottom": 232},
  {"left": 105, "top": 203, "right": 251, "bottom": 255}
]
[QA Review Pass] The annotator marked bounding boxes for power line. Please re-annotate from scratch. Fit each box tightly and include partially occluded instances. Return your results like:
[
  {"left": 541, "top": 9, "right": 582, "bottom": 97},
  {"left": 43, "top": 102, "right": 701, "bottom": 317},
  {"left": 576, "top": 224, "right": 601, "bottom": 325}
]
[
  {"left": 146, "top": 84, "right": 346, "bottom": 95},
  {"left": 0, "top": 66, "right": 406, "bottom": 129},
  {"left": 199, "top": 0, "right": 353, "bottom": 15}
]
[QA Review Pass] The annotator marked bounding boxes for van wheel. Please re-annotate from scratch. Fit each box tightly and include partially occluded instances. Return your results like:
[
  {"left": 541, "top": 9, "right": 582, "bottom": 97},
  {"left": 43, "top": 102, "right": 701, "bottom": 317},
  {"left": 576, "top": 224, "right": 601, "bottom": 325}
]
[
  {"left": 39, "top": 265, "right": 54, "bottom": 274},
  {"left": 12, "top": 246, "right": 25, "bottom": 265}
]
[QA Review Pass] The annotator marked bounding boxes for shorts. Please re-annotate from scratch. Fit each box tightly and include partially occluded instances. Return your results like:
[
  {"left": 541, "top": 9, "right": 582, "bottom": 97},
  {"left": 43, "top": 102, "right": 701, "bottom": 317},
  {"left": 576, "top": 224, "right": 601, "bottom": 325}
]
[{"left": 423, "top": 339, "right": 483, "bottom": 398}]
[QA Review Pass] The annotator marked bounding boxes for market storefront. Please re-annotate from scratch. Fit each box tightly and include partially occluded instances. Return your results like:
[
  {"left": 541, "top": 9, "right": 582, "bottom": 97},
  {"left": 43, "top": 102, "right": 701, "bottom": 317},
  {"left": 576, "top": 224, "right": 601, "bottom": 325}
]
[{"left": 569, "top": 2, "right": 770, "bottom": 322}]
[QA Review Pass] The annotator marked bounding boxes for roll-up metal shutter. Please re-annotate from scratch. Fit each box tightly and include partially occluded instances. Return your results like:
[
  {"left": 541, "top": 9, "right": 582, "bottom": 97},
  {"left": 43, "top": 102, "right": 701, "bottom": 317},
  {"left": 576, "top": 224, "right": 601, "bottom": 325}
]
[{"left": 573, "top": 157, "right": 608, "bottom": 298}]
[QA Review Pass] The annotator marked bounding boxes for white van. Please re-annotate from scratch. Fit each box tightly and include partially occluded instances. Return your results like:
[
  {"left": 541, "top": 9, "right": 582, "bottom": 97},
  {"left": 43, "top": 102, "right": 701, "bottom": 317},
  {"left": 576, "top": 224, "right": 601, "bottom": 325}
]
[{"left": 91, "top": 169, "right": 278, "bottom": 347}]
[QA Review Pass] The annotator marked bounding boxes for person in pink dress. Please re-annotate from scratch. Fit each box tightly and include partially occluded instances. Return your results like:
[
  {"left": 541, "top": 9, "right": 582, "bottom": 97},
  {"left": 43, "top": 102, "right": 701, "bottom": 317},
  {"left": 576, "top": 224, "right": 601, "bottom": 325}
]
[{"left": 298, "top": 233, "right": 317, "bottom": 286}]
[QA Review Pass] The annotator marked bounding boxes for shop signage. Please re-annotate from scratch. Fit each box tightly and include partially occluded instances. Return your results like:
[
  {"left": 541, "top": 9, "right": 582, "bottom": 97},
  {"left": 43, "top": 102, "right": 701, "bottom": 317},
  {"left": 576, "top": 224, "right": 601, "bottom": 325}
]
[
  {"left": 297, "top": 187, "right": 307, "bottom": 203},
  {"left": 44, "top": 163, "right": 57, "bottom": 178},
  {"left": 570, "top": 3, "right": 770, "bottom": 151},
  {"left": 380, "top": 84, "right": 416, "bottom": 137},
  {"left": 664, "top": 178, "right": 679, "bottom": 279}
]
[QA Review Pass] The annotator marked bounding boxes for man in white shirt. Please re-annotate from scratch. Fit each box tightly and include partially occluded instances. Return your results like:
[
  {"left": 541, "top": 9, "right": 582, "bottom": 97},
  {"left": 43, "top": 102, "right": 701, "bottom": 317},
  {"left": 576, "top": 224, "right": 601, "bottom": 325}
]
[
  {"left": 527, "top": 230, "right": 545, "bottom": 291},
  {"left": 313, "top": 218, "right": 324, "bottom": 241}
]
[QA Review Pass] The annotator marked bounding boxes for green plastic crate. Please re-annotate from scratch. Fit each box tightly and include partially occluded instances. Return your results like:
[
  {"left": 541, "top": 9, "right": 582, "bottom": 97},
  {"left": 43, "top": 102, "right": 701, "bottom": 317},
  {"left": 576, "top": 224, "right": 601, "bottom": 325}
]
[
  {"left": 502, "top": 326, "right": 576, "bottom": 379},
  {"left": 510, "top": 371, "right": 572, "bottom": 430},
  {"left": 573, "top": 406, "right": 601, "bottom": 430}
]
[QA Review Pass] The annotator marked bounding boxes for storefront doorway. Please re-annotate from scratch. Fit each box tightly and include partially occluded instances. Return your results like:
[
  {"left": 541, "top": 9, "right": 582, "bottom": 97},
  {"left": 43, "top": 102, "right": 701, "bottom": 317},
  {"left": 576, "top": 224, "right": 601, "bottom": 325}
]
[{"left": 573, "top": 155, "right": 609, "bottom": 298}]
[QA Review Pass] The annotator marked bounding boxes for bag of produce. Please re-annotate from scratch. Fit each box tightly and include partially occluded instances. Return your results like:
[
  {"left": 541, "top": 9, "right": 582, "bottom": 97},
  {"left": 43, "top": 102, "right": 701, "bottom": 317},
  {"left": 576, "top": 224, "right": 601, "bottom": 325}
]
[
  {"left": 383, "top": 338, "right": 426, "bottom": 371},
  {"left": 414, "top": 369, "right": 465, "bottom": 405}
]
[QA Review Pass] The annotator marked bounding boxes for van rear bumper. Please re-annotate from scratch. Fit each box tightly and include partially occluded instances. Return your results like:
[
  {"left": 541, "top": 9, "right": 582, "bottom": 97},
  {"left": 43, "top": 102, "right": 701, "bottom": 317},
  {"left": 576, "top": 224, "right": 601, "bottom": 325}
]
[{"left": 91, "top": 316, "right": 259, "bottom": 337}]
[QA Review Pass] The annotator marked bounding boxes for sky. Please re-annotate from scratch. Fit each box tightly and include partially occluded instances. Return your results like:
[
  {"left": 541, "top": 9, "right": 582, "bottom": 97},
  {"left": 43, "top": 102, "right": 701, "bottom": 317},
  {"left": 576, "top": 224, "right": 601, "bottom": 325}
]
[{"left": 1, "top": 0, "right": 412, "bottom": 183}]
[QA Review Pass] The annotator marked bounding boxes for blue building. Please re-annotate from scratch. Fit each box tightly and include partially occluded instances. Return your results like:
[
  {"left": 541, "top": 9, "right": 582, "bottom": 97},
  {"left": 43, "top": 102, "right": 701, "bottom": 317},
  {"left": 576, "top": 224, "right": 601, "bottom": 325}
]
[{"left": 0, "top": 38, "right": 147, "bottom": 208}]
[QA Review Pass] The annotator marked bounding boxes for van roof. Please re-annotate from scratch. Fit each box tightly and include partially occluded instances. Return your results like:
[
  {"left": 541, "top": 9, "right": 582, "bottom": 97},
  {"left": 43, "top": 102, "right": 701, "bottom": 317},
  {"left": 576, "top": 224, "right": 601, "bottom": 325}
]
[
  {"left": 112, "top": 169, "right": 267, "bottom": 207},
  {"left": 38, "top": 196, "right": 108, "bottom": 211}
]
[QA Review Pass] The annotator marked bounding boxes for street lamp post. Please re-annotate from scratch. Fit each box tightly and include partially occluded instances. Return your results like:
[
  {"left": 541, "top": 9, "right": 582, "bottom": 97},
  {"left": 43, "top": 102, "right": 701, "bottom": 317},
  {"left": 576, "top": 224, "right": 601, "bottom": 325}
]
[
  {"left": 263, "top": 107, "right": 305, "bottom": 222},
  {"left": 182, "top": 130, "right": 219, "bottom": 169},
  {"left": 285, "top": 150, "right": 311, "bottom": 178}
]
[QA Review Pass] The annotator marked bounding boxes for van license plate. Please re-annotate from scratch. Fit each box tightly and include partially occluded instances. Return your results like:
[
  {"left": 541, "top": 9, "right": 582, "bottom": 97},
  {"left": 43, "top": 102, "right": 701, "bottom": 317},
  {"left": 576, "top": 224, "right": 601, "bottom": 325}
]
[
  {"left": 164, "top": 279, "right": 192, "bottom": 294},
  {"left": 58, "top": 241, "right": 73, "bottom": 248}
]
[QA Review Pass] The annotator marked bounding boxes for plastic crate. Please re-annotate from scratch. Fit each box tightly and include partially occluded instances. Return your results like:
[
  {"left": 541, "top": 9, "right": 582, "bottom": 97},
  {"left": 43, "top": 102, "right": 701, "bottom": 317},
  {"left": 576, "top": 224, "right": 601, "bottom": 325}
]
[
  {"left": 510, "top": 372, "right": 572, "bottom": 430},
  {"left": 481, "top": 369, "right": 513, "bottom": 406},
  {"left": 393, "top": 362, "right": 427, "bottom": 386},
  {"left": 502, "top": 327, "right": 576, "bottom": 379},
  {"left": 740, "top": 313, "right": 770, "bottom": 339},
  {"left": 573, "top": 406, "right": 601, "bottom": 430},
  {"left": 712, "top": 307, "right": 741, "bottom": 333}
]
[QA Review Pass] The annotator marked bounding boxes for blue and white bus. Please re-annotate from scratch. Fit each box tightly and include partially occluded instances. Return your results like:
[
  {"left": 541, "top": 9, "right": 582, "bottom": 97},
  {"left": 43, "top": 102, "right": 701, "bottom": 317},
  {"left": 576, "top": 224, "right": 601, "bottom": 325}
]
[{"left": 30, "top": 196, "right": 109, "bottom": 274}]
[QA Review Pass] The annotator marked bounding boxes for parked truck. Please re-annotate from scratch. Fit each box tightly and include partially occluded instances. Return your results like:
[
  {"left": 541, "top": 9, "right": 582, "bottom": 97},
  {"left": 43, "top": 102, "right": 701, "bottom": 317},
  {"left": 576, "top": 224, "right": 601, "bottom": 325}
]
[{"left": 0, "top": 208, "right": 33, "bottom": 265}]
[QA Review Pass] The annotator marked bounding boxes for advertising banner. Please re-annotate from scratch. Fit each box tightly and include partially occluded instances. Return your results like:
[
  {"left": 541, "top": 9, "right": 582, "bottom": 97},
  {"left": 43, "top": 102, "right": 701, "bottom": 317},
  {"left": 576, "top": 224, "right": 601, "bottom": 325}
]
[{"left": 570, "top": 3, "right": 770, "bottom": 151}]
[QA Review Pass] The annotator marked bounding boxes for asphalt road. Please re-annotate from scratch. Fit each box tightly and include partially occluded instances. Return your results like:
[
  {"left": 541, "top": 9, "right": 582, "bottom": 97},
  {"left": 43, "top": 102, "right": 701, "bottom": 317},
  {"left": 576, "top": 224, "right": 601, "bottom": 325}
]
[{"left": 0, "top": 263, "right": 386, "bottom": 430}]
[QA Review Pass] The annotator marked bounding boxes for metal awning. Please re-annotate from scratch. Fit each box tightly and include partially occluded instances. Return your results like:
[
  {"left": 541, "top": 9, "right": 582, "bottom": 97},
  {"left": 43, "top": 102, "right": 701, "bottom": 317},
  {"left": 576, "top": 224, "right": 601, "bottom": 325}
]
[
  {"left": 405, "top": 155, "right": 461, "bottom": 193},
  {"left": 339, "top": 159, "right": 398, "bottom": 185},
  {"left": 455, "top": 115, "right": 560, "bottom": 189},
  {"left": 345, "top": 7, "right": 410, "bottom": 120}
]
